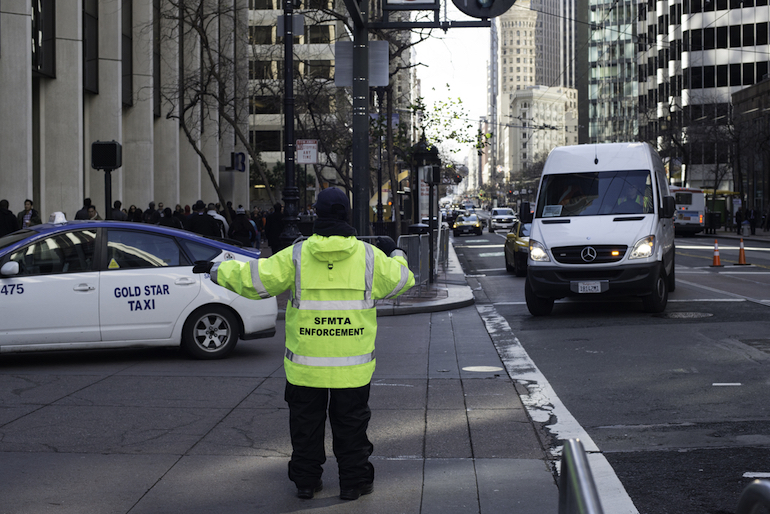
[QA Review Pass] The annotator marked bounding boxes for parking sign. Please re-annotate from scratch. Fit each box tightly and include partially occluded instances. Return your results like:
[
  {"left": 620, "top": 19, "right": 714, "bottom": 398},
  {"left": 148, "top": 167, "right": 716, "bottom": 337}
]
[{"left": 297, "top": 139, "right": 318, "bottom": 164}]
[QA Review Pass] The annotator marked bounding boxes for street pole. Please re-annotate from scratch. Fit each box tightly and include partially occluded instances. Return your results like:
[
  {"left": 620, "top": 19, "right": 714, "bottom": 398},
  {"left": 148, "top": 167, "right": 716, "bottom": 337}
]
[
  {"left": 377, "top": 88, "right": 384, "bottom": 225},
  {"left": 279, "top": 0, "right": 301, "bottom": 250},
  {"left": 351, "top": 0, "right": 369, "bottom": 235}
]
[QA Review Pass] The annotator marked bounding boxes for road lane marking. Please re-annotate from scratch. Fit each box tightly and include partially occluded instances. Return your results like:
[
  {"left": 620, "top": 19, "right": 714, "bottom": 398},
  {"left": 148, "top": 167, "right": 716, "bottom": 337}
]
[
  {"left": 476, "top": 268, "right": 507, "bottom": 272},
  {"left": 475, "top": 304, "right": 639, "bottom": 514},
  {"left": 675, "top": 279, "right": 768, "bottom": 306},
  {"left": 712, "top": 383, "right": 742, "bottom": 386},
  {"left": 478, "top": 252, "right": 504, "bottom": 258},
  {"left": 743, "top": 472, "right": 770, "bottom": 478},
  {"left": 453, "top": 244, "right": 504, "bottom": 249}
]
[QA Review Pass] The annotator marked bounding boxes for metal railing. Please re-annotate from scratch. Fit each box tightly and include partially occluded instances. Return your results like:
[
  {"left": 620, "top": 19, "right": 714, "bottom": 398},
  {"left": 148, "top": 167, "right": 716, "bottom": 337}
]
[
  {"left": 737, "top": 480, "right": 770, "bottom": 514},
  {"left": 559, "top": 439, "right": 604, "bottom": 514}
]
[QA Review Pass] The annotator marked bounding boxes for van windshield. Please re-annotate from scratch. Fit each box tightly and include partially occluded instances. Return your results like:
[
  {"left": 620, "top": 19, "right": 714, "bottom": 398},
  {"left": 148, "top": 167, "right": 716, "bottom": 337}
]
[{"left": 535, "top": 170, "right": 653, "bottom": 218}]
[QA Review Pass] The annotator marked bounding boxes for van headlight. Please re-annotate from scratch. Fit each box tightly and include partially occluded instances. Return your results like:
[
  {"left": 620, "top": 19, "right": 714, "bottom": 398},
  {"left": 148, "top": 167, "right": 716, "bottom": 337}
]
[
  {"left": 529, "top": 240, "right": 550, "bottom": 262},
  {"left": 629, "top": 235, "right": 655, "bottom": 259}
]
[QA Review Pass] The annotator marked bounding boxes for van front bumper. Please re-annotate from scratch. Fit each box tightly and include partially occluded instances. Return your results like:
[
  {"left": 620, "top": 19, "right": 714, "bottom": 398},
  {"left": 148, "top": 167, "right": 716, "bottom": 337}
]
[{"left": 527, "top": 262, "right": 661, "bottom": 299}]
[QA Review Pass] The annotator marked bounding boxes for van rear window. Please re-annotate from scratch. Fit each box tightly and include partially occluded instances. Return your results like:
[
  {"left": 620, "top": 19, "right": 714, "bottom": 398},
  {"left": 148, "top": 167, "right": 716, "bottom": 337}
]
[{"left": 536, "top": 170, "right": 653, "bottom": 218}]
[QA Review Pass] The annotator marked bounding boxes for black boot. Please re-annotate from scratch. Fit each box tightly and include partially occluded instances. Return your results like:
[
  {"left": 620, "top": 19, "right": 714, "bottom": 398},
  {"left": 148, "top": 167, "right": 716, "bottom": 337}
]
[{"left": 296, "top": 480, "right": 323, "bottom": 499}]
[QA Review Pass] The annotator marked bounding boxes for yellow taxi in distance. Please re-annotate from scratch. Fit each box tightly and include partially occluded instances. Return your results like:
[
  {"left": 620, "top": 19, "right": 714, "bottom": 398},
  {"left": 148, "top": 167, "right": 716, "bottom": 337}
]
[
  {"left": 452, "top": 214, "right": 482, "bottom": 237},
  {"left": 504, "top": 220, "right": 531, "bottom": 277}
]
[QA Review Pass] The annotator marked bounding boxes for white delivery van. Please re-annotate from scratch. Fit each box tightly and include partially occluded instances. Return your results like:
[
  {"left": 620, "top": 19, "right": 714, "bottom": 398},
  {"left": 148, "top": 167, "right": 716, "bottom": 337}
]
[{"left": 525, "top": 142, "right": 676, "bottom": 315}]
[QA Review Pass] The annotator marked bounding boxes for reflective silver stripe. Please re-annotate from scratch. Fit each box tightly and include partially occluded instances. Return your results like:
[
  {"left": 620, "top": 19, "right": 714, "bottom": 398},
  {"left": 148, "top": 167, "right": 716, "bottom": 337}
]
[
  {"left": 296, "top": 299, "right": 375, "bottom": 311},
  {"left": 290, "top": 240, "right": 375, "bottom": 311},
  {"left": 390, "top": 249, "right": 406, "bottom": 259},
  {"left": 291, "top": 242, "right": 303, "bottom": 308},
  {"left": 285, "top": 348, "right": 375, "bottom": 367},
  {"left": 210, "top": 262, "right": 221, "bottom": 284},
  {"left": 384, "top": 264, "right": 410, "bottom": 299},
  {"left": 249, "top": 260, "right": 271, "bottom": 299},
  {"left": 364, "top": 243, "right": 374, "bottom": 302}
]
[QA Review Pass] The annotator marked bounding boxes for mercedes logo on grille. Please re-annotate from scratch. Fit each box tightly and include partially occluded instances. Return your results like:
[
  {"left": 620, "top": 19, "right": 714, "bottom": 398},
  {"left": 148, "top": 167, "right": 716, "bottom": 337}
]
[{"left": 581, "top": 246, "right": 597, "bottom": 262}]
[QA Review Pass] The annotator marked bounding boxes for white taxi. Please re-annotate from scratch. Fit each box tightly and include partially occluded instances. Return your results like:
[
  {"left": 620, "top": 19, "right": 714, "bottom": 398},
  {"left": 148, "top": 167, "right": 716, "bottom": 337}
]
[{"left": 0, "top": 220, "right": 277, "bottom": 359}]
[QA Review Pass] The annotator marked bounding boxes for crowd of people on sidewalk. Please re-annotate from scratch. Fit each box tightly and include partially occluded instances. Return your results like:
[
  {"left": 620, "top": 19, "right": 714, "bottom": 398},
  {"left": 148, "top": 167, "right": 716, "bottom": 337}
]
[
  {"left": 732, "top": 206, "right": 770, "bottom": 236},
  {"left": 0, "top": 197, "right": 318, "bottom": 250}
]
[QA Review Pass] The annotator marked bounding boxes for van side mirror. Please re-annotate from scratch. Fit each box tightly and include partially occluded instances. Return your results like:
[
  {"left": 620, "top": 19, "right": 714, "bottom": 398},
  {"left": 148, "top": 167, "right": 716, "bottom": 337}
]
[{"left": 661, "top": 196, "right": 675, "bottom": 219}]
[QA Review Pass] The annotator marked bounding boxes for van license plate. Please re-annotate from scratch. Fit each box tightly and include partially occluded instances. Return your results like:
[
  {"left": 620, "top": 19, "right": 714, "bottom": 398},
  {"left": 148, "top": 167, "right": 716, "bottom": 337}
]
[{"left": 578, "top": 281, "right": 601, "bottom": 293}]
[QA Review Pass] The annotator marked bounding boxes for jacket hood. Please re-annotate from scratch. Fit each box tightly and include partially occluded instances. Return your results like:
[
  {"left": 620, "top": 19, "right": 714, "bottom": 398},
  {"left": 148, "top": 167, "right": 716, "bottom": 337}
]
[{"left": 305, "top": 234, "right": 359, "bottom": 263}]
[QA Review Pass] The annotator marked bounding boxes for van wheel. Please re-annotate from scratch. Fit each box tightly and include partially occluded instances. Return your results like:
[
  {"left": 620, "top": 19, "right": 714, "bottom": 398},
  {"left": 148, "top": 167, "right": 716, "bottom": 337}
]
[
  {"left": 182, "top": 306, "right": 240, "bottom": 359},
  {"left": 642, "top": 266, "right": 669, "bottom": 313},
  {"left": 525, "top": 278, "right": 554, "bottom": 316}
]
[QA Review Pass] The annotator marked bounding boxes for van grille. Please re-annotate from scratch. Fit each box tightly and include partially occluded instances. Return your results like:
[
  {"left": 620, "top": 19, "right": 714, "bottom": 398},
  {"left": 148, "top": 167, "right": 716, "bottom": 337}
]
[{"left": 551, "top": 245, "right": 627, "bottom": 264}]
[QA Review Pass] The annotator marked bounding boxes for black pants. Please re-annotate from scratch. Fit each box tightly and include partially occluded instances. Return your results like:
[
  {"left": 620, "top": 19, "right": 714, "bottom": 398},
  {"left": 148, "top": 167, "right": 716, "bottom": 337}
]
[{"left": 284, "top": 382, "right": 374, "bottom": 489}]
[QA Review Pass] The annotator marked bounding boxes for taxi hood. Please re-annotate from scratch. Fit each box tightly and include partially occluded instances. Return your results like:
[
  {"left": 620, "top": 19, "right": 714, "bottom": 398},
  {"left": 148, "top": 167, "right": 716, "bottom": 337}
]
[
  {"left": 535, "top": 215, "right": 655, "bottom": 249},
  {"left": 305, "top": 234, "right": 359, "bottom": 263}
]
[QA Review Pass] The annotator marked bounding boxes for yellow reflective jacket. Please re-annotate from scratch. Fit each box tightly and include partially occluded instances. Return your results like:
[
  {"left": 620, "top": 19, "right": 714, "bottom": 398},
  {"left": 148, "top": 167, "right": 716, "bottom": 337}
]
[{"left": 210, "top": 235, "right": 414, "bottom": 388}]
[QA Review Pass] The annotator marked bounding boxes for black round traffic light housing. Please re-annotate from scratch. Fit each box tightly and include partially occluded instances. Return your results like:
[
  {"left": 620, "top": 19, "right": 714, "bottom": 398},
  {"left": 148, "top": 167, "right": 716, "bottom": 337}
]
[{"left": 452, "top": 0, "right": 517, "bottom": 19}]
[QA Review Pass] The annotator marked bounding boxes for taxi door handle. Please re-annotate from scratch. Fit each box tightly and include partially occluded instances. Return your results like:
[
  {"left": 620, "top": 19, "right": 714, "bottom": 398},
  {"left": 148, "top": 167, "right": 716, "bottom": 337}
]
[
  {"left": 73, "top": 284, "right": 95, "bottom": 292},
  {"left": 175, "top": 278, "right": 197, "bottom": 286}
]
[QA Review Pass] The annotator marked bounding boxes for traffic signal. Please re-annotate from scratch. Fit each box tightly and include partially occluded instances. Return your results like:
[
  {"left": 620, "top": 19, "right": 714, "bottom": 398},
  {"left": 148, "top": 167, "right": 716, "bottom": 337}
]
[{"left": 452, "top": 0, "right": 516, "bottom": 19}]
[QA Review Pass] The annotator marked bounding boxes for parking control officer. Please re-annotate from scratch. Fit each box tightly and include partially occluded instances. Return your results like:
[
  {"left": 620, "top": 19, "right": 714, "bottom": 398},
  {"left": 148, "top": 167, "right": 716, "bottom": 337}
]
[{"left": 193, "top": 187, "right": 414, "bottom": 501}]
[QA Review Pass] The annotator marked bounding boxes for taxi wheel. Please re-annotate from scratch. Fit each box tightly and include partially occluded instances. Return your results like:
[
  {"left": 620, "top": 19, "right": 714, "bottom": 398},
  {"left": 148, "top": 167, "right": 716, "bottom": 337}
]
[{"left": 182, "top": 306, "right": 240, "bottom": 359}]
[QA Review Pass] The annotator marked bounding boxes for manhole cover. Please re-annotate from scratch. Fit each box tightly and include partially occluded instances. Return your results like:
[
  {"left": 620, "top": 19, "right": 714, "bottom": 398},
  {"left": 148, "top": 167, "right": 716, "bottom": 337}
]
[
  {"left": 660, "top": 312, "right": 714, "bottom": 319},
  {"left": 462, "top": 366, "right": 504, "bottom": 372}
]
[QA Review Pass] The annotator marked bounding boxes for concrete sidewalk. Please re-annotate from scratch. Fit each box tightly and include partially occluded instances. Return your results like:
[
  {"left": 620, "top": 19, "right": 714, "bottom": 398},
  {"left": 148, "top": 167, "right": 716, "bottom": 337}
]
[{"left": 0, "top": 242, "right": 559, "bottom": 513}]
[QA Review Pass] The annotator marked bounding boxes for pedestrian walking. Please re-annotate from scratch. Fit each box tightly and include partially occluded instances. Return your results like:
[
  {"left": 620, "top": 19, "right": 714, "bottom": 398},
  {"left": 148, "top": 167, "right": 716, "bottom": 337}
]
[
  {"left": 192, "top": 187, "right": 414, "bottom": 501},
  {"left": 111, "top": 201, "right": 128, "bottom": 221},
  {"left": 265, "top": 203, "right": 284, "bottom": 255},
  {"left": 748, "top": 206, "right": 758, "bottom": 235},
  {"left": 16, "top": 199, "right": 42, "bottom": 227},
  {"left": 227, "top": 206, "right": 257, "bottom": 246},
  {"left": 735, "top": 207, "right": 743, "bottom": 235},
  {"left": 185, "top": 200, "right": 220, "bottom": 237},
  {"left": 75, "top": 198, "right": 92, "bottom": 220},
  {"left": 207, "top": 203, "right": 228, "bottom": 237},
  {"left": 0, "top": 199, "right": 19, "bottom": 236}
]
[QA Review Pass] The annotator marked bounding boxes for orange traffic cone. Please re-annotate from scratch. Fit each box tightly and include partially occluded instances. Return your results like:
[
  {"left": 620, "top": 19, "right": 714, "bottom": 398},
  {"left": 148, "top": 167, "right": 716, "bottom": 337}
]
[
  {"left": 710, "top": 239, "right": 723, "bottom": 267},
  {"left": 735, "top": 238, "right": 750, "bottom": 265}
]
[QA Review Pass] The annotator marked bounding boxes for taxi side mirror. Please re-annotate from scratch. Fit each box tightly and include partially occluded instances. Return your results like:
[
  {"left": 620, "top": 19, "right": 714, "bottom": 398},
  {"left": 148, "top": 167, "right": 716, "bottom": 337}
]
[{"left": 1, "top": 262, "right": 20, "bottom": 277}]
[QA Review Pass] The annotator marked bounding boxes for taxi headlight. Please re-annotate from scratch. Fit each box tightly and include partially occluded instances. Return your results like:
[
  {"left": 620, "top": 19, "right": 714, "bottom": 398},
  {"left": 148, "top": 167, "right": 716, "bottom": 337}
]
[
  {"left": 529, "top": 240, "right": 550, "bottom": 262},
  {"left": 453, "top": 223, "right": 458, "bottom": 229},
  {"left": 629, "top": 235, "right": 655, "bottom": 259},
  {"left": 475, "top": 222, "right": 481, "bottom": 228}
]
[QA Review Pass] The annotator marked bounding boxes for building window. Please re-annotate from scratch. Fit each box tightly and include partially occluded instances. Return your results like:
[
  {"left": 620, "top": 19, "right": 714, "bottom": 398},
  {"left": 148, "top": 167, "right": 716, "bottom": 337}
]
[
  {"left": 743, "top": 24, "right": 755, "bottom": 47},
  {"left": 305, "top": 25, "right": 334, "bottom": 44},
  {"left": 122, "top": 0, "right": 133, "bottom": 107},
  {"left": 83, "top": 0, "right": 99, "bottom": 94},
  {"left": 250, "top": 0, "right": 276, "bottom": 9},
  {"left": 717, "top": 64, "right": 728, "bottom": 86},
  {"left": 250, "top": 96, "right": 281, "bottom": 114},
  {"left": 730, "top": 63, "right": 741, "bottom": 86},
  {"left": 730, "top": 25, "right": 741, "bottom": 48},
  {"left": 250, "top": 130, "right": 282, "bottom": 152},
  {"left": 32, "top": 0, "right": 56, "bottom": 78},
  {"left": 250, "top": 26, "right": 274, "bottom": 45},
  {"left": 757, "top": 23, "right": 769, "bottom": 45},
  {"left": 717, "top": 26, "right": 728, "bottom": 48},
  {"left": 743, "top": 62, "right": 754, "bottom": 85},
  {"left": 306, "top": 60, "right": 333, "bottom": 79}
]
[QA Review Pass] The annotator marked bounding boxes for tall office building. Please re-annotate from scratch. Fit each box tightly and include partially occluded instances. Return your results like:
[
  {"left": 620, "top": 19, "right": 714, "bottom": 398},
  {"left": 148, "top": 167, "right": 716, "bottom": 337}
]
[
  {"left": 587, "top": 0, "right": 639, "bottom": 143},
  {"left": 637, "top": 0, "right": 770, "bottom": 190},
  {"left": 0, "top": 1, "right": 251, "bottom": 219},
  {"left": 533, "top": 0, "right": 577, "bottom": 88}
]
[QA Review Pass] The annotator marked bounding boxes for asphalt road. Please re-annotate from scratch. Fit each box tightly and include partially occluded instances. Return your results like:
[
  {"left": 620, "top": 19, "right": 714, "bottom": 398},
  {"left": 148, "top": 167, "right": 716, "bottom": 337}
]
[{"left": 453, "top": 230, "right": 770, "bottom": 514}]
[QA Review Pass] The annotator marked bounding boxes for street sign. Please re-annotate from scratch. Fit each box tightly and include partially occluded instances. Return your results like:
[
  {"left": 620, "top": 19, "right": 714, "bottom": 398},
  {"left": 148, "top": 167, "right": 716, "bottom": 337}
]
[{"left": 297, "top": 139, "right": 318, "bottom": 164}]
